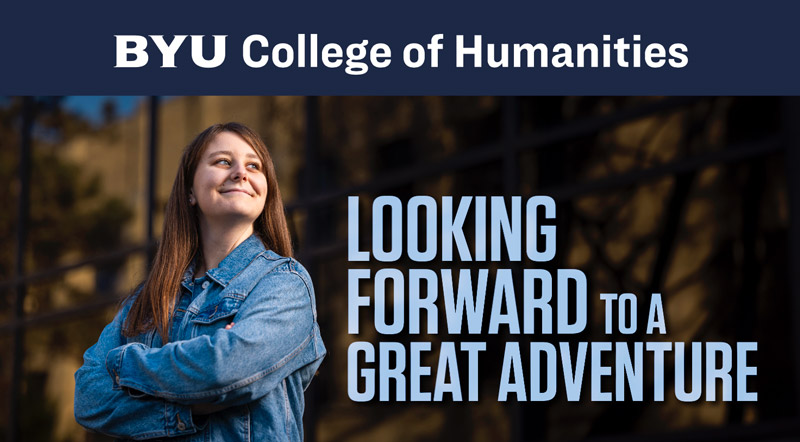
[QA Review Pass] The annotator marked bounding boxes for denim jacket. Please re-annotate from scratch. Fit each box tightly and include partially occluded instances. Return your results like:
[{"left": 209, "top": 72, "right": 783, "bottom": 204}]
[{"left": 74, "top": 235, "right": 326, "bottom": 441}]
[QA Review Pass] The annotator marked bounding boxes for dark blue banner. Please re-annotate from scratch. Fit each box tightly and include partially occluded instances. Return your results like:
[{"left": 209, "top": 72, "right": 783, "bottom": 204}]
[{"left": 2, "top": 0, "right": 798, "bottom": 94}]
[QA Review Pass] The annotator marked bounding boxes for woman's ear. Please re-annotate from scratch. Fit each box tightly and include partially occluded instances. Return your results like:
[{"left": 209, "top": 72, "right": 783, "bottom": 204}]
[{"left": 188, "top": 190, "right": 196, "bottom": 205}]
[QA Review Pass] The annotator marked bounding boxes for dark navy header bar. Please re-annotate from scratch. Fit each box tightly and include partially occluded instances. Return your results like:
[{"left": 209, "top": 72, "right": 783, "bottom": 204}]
[{"left": 2, "top": 0, "right": 798, "bottom": 94}]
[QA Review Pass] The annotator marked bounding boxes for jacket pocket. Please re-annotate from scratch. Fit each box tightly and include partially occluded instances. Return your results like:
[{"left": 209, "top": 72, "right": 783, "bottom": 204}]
[
  {"left": 191, "top": 297, "right": 241, "bottom": 324},
  {"left": 190, "top": 297, "right": 241, "bottom": 338}
]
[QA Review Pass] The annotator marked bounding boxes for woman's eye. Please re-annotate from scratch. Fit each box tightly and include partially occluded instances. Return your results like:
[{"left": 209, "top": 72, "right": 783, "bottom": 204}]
[
  {"left": 215, "top": 159, "right": 231, "bottom": 166},
  {"left": 247, "top": 163, "right": 261, "bottom": 170}
]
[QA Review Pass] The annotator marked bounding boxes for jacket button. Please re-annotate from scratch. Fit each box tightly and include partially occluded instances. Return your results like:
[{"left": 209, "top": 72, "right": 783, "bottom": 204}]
[
  {"left": 115, "top": 374, "right": 120, "bottom": 384},
  {"left": 177, "top": 422, "right": 186, "bottom": 431},
  {"left": 202, "top": 281, "right": 209, "bottom": 289}
]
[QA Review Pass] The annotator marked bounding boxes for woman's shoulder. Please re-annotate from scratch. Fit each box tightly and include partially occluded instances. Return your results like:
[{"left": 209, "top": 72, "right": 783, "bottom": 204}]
[
  {"left": 234, "top": 251, "right": 319, "bottom": 319},
  {"left": 256, "top": 250, "right": 311, "bottom": 279},
  {"left": 235, "top": 249, "right": 314, "bottom": 295}
]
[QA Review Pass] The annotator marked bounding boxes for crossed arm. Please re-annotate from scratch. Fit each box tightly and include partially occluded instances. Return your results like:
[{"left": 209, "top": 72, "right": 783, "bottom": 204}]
[
  {"left": 75, "top": 271, "right": 318, "bottom": 438},
  {"left": 74, "top": 302, "right": 199, "bottom": 440}
]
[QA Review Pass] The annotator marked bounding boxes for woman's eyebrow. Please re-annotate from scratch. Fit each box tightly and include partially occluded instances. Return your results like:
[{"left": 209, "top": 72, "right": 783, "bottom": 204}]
[{"left": 206, "top": 150, "right": 260, "bottom": 159}]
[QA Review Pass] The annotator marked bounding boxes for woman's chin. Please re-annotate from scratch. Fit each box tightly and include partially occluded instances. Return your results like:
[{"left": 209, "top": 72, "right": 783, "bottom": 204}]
[{"left": 201, "top": 210, "right": 260, "bottom": 227}]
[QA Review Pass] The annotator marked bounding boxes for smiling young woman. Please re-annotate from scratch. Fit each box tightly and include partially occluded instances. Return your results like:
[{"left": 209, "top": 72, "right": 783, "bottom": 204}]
[
  {"left": 190, "top": 131, "right": 268, "bottom": 240},
  {"left": 74, "top": 123, "right": 326, "bottom": 441}
]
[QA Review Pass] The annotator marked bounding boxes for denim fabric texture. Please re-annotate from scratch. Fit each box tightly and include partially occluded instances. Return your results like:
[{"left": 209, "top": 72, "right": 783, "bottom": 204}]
[{"left": 74, "top": 234, "right": 326, "bottom": 441}]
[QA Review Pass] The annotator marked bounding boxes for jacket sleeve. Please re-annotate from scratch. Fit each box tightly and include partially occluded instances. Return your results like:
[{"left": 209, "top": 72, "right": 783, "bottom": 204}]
[
  {"left": 74, "top": 301, "right": 200, "bottom": 440},
  {"left": 105, "top": 267, "right": 324, "bottom": 407}
]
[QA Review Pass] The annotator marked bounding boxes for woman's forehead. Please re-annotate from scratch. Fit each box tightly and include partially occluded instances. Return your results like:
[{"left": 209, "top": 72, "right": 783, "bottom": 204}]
[
  {"left": 206, "top": 131, "right": 256, "bottom": 153},
  {"left": 197, "top": 131, "right": 267, "bottom": 161}
]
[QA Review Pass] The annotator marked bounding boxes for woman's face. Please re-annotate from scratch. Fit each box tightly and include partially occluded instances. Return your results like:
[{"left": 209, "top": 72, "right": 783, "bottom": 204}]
[{"left": 190, "top": 131, "right": 268, "bottom": 227}]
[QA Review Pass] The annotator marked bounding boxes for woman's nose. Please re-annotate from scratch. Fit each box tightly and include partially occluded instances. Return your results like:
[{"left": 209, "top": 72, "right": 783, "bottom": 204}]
[{"left": 231, "top": 164, "right": 248, "bottom": 182}]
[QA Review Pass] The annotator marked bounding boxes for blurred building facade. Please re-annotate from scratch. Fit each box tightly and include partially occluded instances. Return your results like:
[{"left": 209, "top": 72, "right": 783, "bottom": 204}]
[{"left": 0, "top": 96, "right": 797, "bottom": 441}]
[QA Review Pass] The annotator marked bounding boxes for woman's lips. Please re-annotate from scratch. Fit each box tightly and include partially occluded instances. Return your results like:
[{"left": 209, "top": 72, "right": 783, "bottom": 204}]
[{"left": 221, "top": 188, "right": 252, "bottom": 196}]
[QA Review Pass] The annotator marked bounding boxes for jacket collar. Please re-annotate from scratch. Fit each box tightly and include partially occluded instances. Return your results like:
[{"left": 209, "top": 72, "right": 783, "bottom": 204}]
[{"left": 181, "top": 234, "right": 266, "bottom": 290}]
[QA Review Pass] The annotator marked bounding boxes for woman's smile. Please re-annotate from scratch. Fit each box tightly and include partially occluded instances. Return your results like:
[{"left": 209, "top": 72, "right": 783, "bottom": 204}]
[{"left": 220, "top": 188, "right": 253, "bottom": 196}]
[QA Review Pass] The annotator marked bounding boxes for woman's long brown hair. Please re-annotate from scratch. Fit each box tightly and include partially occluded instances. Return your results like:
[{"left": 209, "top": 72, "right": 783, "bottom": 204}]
[{"left": 122, "top": 122, "right": 293, "bottom": 342}]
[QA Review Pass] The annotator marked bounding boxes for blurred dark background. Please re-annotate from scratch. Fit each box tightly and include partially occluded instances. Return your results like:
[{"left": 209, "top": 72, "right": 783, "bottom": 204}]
[{"left": 0, "top": 96, "right": 797, "bottom": 441}]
